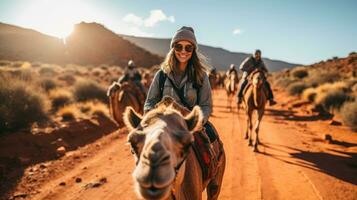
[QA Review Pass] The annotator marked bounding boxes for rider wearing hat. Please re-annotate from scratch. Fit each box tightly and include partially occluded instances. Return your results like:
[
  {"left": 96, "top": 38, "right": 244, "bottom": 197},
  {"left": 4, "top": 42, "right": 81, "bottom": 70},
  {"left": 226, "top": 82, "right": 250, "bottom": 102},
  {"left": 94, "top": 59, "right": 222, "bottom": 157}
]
[{"left": 237, "top": 50, "right": 276, "bottom": 106}]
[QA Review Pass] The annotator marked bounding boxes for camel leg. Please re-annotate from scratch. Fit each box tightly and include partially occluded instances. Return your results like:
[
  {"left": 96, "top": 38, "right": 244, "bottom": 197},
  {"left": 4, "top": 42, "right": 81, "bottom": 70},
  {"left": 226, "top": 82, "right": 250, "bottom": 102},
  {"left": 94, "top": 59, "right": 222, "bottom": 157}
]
[
  {"left": 246, "top": 109, "right": 253, "bottom": 146},
  {"left": 207, "top": 153, "right": 226, "bottom": 200},
  {"left": 253, "top": 109, "right": 264, "bottom": 152}
]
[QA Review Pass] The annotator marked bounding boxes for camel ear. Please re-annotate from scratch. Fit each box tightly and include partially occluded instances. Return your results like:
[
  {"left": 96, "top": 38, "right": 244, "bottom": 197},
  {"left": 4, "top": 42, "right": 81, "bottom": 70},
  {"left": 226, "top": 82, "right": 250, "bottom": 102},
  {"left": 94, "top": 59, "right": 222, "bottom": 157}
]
[
  {"left": 123, "top": 107, "right": 143, "bottom": 130},
  {"left": 184, "top": 106, "right": 204, "bottom": 133}
]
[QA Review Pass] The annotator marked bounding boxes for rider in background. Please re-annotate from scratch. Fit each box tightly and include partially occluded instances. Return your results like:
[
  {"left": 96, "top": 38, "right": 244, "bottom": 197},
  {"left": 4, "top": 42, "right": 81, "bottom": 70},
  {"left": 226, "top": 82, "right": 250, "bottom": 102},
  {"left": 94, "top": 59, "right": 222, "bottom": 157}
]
[
  {"left": 119, "top": 60, "right": 146, "bottom": 95},
  {"left": 226, "top": 64, "right": 239, "bottom": 80},
  {"left": 237, "top": 50, "right": 276, "bottom": 106}
]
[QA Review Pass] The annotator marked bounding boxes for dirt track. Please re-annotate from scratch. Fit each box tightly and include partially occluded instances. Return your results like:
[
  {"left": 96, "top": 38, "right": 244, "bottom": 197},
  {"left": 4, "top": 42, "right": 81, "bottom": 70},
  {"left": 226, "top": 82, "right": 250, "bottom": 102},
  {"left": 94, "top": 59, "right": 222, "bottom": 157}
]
[{"left": 12, "top": 89, "right": 357, "bottom": 200}]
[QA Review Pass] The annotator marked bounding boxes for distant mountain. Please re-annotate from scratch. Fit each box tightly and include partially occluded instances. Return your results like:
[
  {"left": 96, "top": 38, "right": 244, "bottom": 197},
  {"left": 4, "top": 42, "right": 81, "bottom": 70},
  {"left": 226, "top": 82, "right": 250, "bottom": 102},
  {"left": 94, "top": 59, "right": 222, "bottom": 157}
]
[
  {"left": 65, "top": 22, "right": 161, "bottom": 67},
  {"left": 0, "top": 22, "right": 65, "bottom": 63},
  {"left": 0, "top": 22, "right": 162, "bottom": 67},
  {"left": 121, "top": 35, "right": 300, "bottom": 72}
]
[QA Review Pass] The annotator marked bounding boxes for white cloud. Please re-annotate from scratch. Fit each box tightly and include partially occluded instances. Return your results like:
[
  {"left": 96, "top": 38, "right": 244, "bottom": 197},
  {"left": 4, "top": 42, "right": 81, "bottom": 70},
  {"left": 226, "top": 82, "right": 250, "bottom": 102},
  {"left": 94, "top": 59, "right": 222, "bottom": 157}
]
[
  {"left": 123, "top": 9, "right": 175, "bottom": 27},
  {"left": 144, "top": 10, "right": 175, "bottom": 27},
  {"left": 123, "top": 13, "right": 143, "bottom": 26},
  {"left": 233, "top": 28, "right": 243, "bottom": 35}
]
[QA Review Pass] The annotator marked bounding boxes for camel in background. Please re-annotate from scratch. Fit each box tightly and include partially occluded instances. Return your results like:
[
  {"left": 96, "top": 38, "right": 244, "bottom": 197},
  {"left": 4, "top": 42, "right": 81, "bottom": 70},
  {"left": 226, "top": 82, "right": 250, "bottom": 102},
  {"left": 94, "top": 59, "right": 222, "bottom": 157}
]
[
  {"left": 224, "top": 72, "right": 238, "bottom": 111},
  {"left": 124, "top": 97, "right": 226, "bottom": 200},
  {"left": 108, "top": 81, "right": 144, "bottom": 126},
  {"left": 242, "top": 69, "right": 268, "bottom": 152}
]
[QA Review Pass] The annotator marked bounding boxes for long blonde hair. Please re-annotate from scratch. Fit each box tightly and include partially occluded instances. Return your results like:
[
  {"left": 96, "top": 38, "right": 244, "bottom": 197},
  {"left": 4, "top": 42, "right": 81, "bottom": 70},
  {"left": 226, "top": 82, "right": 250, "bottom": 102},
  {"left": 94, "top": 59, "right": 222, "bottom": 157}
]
[{"left": 161, "top": 47, "right": 210, "bottom": 87}]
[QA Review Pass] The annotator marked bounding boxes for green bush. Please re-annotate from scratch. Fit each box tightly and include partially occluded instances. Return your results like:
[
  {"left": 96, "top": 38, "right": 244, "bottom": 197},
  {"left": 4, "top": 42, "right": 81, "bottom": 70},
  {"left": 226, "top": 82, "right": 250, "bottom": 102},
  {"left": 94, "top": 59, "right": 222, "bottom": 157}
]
[
  {"left": 0, "top": 77, "right": 49, "bottom": 133},
  {"left": 73, "top": 80, "right": 107, "bottom": 102},
  {"left": 287, "top": 82, "right": 309, "bottom": 96},
  {"left": 316, "top": 90, "right": 354, "bottom": 112},
  {"left": 340, "top": 101, "right": 357, "bottom": 131}
]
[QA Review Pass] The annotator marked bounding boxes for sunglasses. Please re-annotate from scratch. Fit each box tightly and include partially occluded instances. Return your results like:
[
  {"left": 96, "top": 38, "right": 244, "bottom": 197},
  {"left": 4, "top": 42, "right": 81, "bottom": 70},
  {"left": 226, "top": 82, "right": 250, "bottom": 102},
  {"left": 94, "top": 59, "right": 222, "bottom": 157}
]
[{"left": 174, "top": 43, "right": 194, "bottom": 53}]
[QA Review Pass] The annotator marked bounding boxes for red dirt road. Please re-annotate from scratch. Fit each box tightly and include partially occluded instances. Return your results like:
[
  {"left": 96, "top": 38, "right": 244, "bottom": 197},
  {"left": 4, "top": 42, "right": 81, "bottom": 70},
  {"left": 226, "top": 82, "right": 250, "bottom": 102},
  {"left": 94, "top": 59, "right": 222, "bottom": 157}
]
[{"left": 12, "top": 89, "right": 357, "bottom": 200}]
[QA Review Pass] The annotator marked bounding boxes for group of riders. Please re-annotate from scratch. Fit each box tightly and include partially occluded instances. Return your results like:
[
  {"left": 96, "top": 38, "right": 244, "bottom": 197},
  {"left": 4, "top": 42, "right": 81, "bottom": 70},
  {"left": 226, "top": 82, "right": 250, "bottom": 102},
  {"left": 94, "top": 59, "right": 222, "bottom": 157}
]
[
  {"left": 107, "top": 26, "right": 276, "bottom": 199},
  {"left": 113, "top": 49, "right": 276, "bottom": 108}
]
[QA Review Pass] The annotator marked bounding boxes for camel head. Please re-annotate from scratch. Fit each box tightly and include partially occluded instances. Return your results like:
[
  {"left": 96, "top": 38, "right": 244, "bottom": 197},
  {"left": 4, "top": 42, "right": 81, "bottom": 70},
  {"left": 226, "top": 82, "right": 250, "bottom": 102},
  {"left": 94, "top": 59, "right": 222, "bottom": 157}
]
[
  {"left": 124, "top": 99, "right": 203, "bottom": 200},
  {"left": 251, "top": 69, "right": 265, "bottom": 89}
]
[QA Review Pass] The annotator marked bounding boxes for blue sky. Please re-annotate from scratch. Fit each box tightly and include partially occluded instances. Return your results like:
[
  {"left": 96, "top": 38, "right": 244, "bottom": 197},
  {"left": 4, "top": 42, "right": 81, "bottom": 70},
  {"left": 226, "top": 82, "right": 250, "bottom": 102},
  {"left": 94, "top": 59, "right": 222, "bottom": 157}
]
[{"left": 0, "top": 0, "right": 356, "bottom": 64}]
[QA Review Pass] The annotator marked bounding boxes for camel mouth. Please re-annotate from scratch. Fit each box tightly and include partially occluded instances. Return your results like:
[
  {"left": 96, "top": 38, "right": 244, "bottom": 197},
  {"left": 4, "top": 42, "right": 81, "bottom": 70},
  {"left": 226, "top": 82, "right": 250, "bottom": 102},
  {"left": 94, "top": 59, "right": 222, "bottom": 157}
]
[{"left": 138, "top": 184, "right": 171, "bottom": 200}]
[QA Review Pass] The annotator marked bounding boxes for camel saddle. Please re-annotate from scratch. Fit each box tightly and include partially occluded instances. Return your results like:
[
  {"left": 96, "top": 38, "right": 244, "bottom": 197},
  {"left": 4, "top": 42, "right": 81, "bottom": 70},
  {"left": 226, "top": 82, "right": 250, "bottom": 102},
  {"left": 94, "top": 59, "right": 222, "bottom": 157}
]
[
  {"left": 192, "top": 121, "right": 224, "bottom": 182},
  {"left": 242, "top": 72, "right": 269, "bottom": 97}
]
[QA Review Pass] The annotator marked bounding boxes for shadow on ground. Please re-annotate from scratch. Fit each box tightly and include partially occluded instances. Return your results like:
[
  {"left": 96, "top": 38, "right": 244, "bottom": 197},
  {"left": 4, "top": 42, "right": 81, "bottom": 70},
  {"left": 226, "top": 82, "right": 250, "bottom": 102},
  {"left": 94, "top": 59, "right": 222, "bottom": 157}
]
[
  {"left": 0, "top": 116, "right": 118, "bottom": 199},
  {"left": 259, "top": 143, "right": 357, "bottom": 185}
]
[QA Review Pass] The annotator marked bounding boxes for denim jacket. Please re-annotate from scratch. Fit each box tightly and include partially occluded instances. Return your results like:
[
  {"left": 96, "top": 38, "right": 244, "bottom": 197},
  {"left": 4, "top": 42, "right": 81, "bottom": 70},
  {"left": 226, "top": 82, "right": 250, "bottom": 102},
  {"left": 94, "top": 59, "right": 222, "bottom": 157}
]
[{"left": 144, "top": 69, "right": 212, "bottom": 124}]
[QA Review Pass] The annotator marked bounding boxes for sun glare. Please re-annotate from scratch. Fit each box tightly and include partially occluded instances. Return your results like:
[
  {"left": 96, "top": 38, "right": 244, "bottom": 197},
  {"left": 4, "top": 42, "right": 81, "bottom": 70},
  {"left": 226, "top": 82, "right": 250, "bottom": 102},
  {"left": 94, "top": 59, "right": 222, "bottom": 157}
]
[{"left": 16, "top": 0, "right": 97, "bottom": 39}]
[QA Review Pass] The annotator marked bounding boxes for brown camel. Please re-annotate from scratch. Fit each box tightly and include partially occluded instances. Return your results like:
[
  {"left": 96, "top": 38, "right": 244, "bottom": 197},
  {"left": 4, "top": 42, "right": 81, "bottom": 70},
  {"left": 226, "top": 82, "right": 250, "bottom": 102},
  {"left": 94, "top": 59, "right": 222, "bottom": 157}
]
[
  {"left": 108, "top": 81, "right": 144, "bottom": 126},
  {"left": 124, "top": 97, "right": 226, "bottom": 200},
  {"left": 224, "top": 72, "right": 238, "bottom": 111},
  {"left": 242, "top": 69, "right": 268, "bottom": 152}
]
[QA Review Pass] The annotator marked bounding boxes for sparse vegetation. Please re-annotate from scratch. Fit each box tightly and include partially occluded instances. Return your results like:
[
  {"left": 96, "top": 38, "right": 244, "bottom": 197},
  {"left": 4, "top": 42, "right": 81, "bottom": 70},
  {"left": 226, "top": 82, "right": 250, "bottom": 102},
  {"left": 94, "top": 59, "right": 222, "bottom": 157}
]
[
  {"left": 315, "top": 90, "right": 354, "bottom": 112},
  {"left": 0, "top": 76, "right": 49, "bottom": 133},
  {"left": 38, "top": 78, "right": 57, "bottom": 92},
  {"left": 291, "top": 67, "right": 308, "bottom": 79},
  {"left": 302, "top": 88, "right": 317, "bottom": 102},
  {"left": 49, "top": 89, "right": 73, "bottom": 111},
  {"left": 73, "top": 80, "right": 107, "bottom": 102},
  {"left": 287, "top": 82, "right": 309, "bottom": 96},
  {"left": 340, "top": 101, "right": 357, "bottom": 131}
]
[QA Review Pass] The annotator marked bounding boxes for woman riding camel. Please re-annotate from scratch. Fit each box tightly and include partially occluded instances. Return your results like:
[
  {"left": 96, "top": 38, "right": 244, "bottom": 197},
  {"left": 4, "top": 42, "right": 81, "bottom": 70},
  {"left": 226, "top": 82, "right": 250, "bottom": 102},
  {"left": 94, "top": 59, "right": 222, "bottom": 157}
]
[
  {"left": 237, "top": 49, "right": 277, "bottom": 106},
  {"left": 144, "top": 26, "right": 212, "bottom": 124}
]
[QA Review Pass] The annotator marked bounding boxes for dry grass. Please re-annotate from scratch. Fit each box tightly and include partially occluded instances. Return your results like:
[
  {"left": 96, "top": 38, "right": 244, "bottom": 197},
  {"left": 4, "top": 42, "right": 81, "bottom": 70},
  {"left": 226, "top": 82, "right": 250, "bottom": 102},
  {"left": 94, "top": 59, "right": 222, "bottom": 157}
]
[
  {"left": 0, "top": 75, "right": 49, "bottom": 132},
  {"left": 287, "top": 82, "right": 309, "bottom": 96},
  {"left": 340, "top": 101, "right": 357, "bottom": 131},
  {"left": 56, "top": 100, "right": 109, "bottom": 121},
  {"left": 49, "top": 88, "right": 73, "bottom": 111},
  {"left": 302, "top": 88, "right": 317, "bottom": 102},
  {"left": 291, "top": 67, "right": 308, "bottom": 79},
  {"left": 73, "top": 80, "right": 107, "bottom": 102}
]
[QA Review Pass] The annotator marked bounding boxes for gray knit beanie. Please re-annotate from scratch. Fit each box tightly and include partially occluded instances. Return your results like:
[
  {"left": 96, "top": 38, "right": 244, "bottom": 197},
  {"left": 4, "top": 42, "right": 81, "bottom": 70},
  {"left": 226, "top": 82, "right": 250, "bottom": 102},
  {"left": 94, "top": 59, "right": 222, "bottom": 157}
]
[{"left": 170, "top": 26, "right": 197, "bottom": 49}]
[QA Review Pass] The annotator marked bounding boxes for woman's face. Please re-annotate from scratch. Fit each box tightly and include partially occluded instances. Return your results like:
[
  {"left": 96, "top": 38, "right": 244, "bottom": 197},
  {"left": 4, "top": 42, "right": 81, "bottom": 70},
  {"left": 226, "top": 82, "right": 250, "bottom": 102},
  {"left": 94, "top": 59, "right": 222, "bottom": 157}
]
[{"left": 174, "top": 40, "right": 194, "bottom": 64}]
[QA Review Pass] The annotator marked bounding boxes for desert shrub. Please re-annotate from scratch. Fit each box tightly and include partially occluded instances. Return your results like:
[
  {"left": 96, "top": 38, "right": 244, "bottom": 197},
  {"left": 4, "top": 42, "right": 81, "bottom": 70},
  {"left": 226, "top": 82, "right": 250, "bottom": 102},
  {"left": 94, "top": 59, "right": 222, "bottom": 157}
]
[
  {"left": 349, "top": 51, "right": 356, "bottom": 56},
  {"left": 274, "top": 77, "right": 298, "bottom": 88},
  {"left": 31, "top": 62, "right": 42, "bottom": 68},
  {"left": 307, "top": 71, "right": 341, "bottom": 87},
  {"left": 287, "top": 82, "right": 309, "bottom": 96},
  {"left": 87, "top": 101, "right": 109, "bottom": 117},
  {"left": 340, "top": 101, "right": 357, "bottom": 131},
  {"left": 39, "top": 66, "right": 57, "bottom": 76},
  {"left": 56, "top": 104, "right": 81, "bottom": 121},
  {"left": 291, "top": 67, "right": 308, "bottom": 79},
  {"left": 49, "top": 89, "right": 73, "bottom": 111},
  {"left": 0, "top": 77, "right": 49, "bottom": 132},
  {"left": 302, "top": 87, "right": 317, "bottom": 102},
  {"left": 58, "top": 73, "right": 76, "bottom": 85},
  {"left": 38, "top": 78, "right": 57, "bottom": 92},
  {"left": 91, "top": 68, "right": 104, "bottom": 77},
  {"left": 0, "top": 60, "right": 11, "bottom": 66},
  {"left": 9, "top": 64, "right": 33, "bottom": 81},
  {"left": 315, "top": 90, "right": 354, "bottom": 112},
  {"left": 12, "top": 61, "right": 24, "bottom": 68},
  {"left": 73, "top": 80, "right": 107, "bottom": 102}
]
